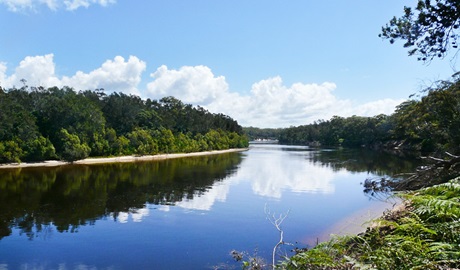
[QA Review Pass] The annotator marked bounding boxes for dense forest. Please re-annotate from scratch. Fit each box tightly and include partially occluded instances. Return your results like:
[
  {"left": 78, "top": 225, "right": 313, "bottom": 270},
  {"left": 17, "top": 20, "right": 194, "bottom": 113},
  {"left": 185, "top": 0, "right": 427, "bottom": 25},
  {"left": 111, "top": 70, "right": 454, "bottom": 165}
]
[
  {"left": 0, "top": 85, "right": 248, "bottom": 163},
  {"left": 245, "top": 76, "right": 460, "bottom": 156}
]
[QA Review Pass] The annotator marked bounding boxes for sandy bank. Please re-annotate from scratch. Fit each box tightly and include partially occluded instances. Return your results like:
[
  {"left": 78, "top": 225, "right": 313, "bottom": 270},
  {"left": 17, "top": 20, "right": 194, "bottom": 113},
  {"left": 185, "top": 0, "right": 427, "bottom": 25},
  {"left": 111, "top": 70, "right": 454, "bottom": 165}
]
[
  {"left": 301, "top": 199, "right": 402, "bottom": 246},
  {"left": 0, "top": 148, "right": 249, "bottom": 169}
]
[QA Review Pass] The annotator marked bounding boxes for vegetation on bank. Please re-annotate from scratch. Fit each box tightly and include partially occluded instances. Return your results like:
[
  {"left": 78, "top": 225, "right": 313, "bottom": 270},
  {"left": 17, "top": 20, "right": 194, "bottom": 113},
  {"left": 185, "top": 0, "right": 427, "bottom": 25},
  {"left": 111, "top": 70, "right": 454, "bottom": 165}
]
[
  {"left": 0, "top": 86, "right": 248, "bottom": 163},
  {"left": 244, "top": 75, "right": 460, "bottom": 156},
  {"left": 281, "top": 179, "right": 460, "bottom": 269}
]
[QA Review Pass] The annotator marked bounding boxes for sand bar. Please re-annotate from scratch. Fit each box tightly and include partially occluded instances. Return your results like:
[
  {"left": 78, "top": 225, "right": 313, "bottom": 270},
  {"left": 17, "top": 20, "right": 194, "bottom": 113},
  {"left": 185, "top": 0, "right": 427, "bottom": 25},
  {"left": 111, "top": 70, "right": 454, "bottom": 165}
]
[{"left": 0, "top": 148, "right": 249, "bottom": 169}]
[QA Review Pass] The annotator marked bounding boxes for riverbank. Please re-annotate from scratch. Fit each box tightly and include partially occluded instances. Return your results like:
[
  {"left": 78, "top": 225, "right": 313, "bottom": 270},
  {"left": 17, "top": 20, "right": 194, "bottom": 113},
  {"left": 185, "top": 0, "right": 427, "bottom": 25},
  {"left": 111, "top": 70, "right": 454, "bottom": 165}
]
[
  {"left": 0, "top": 148, "right": 249, "bottom": 169},
  {"left": 283, "top": 178, "right": 460, "bottom": 269},
  {"left": 303, "top": 198, "right": 401, "bottom": 246}
]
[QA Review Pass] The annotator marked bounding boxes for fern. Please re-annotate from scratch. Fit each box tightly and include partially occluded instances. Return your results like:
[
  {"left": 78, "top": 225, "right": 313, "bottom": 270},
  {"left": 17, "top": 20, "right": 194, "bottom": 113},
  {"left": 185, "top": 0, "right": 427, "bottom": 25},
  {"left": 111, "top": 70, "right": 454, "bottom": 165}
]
[{"left": 280, "top": 179, "right": 460, "bottom": 270}]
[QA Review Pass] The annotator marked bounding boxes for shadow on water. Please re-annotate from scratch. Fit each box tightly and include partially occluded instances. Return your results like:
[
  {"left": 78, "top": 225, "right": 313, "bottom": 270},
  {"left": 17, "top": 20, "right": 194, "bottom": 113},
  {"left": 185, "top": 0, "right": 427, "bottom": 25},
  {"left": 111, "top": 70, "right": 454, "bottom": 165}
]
[
  {"left": 309, "top": 148, "right": 424, "bottom": 202},
  {"left": 0, "top": 153, "right": 243, "bottom": 240},
  {"left": 310, "top": 147, "right": 422, "bottom": 176}
]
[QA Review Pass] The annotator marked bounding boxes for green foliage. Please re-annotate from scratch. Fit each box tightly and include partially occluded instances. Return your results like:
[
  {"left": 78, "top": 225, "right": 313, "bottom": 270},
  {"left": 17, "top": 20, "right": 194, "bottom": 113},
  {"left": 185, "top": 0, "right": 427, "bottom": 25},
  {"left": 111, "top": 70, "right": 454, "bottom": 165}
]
[
  {"left": 127, "top": 129, "right": 158, "bottom": 155},
  {"left": 153, "top": 128, "right": 177, "bottom": 153},
  {"left": 278, "top": 114, "right": 393, "bottom": 148},
  {"left": 59, "top": 129, "right": 91, "bottom": 162},
  {"left": 243, "top": 127, "right": 282, "bottom": 141},
  {"left": 282, "top": 178, "right": 460, "bottom": 270},
  {"left": 0, "top": 140, "right": 23, "bottom": 163},
  {"left": 0, "top": 87, "right": 247, "bottom": 163},
  {"left": 205, "top": 129, "right": 229, "bottom": 150},
  {"left": 22, "top": 136, "right": 56, "bottom": 162},
  {"left": 380, "top": 0, "right": 460, "bottom": 61},
  {"left": 392, "top": 79, "right": 460, "bottom": 154}
]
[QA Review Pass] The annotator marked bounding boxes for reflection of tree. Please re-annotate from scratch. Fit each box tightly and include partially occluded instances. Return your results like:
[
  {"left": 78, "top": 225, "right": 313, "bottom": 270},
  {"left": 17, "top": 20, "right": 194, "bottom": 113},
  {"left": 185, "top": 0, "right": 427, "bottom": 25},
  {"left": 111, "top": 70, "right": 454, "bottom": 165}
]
[
  {"left": 0, "top": 153, "right": 242, "bottom": 240},
  {"left": 310, "top": 148, "right": 422, "bottom": 176}
]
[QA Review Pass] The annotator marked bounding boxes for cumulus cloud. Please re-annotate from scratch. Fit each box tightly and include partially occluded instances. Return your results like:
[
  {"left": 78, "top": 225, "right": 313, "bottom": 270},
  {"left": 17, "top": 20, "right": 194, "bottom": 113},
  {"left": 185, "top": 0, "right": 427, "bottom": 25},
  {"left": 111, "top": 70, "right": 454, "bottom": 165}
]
[
  {"left": 61, "top": 55, "right": 146, "bottom": 95},
  {"left": 145, "top": 65, "right": 401, "bottom": 127},
  {"left": 147, "top": 65, "right": 229, "bottom": 105},
  {"left": 0, "top": 55, "right": 403, "bottom": 127},
  {"left": 0, "top": 54, "right": 61, "bottom": 87},
  {"left": 0, "top": 54, "right": 145, "bottom": 95},
  {"left": 0, "top": 0, "right": 115, "bottom": 12}
]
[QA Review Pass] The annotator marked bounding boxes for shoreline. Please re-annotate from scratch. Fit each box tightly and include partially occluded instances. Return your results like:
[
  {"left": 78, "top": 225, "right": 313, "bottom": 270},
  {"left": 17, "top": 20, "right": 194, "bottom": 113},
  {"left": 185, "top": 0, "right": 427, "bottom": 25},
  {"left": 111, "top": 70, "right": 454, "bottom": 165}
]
[
  {"left": 0, "top": 148, "right": 249, "bottom": 169},
  {"left": 300, "top": 199, "right": 401, "bottom": 246}
]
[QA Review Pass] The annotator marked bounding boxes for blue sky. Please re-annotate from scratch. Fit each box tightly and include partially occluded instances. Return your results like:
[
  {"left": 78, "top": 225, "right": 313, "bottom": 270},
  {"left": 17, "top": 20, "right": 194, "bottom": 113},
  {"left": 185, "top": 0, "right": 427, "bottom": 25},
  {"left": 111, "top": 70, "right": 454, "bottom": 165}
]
[{"left": 0, "top": 0, "right": 458, "bottom": 127}]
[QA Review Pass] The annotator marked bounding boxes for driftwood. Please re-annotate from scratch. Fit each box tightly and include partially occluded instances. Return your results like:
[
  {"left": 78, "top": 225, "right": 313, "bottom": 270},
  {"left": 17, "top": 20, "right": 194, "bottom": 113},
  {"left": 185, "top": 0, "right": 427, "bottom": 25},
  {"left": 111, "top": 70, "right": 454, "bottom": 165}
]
[{"left": 364, "top": 152, "right": 460, "bottom": 193}]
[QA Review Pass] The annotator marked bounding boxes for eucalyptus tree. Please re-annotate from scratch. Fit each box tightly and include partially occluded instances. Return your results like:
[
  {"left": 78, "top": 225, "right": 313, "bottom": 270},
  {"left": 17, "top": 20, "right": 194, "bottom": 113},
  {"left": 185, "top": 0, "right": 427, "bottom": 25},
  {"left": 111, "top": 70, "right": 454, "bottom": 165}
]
[{"left": 380, "top": 0, "right": 460, "bottom": 61}]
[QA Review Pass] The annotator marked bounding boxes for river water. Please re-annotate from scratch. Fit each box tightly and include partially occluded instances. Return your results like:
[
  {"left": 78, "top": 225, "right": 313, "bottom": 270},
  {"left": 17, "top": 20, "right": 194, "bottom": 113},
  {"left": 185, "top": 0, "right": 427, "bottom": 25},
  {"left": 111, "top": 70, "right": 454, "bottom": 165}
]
[{"left": 0, "top": 144, "right": 419, "bottom": 269}]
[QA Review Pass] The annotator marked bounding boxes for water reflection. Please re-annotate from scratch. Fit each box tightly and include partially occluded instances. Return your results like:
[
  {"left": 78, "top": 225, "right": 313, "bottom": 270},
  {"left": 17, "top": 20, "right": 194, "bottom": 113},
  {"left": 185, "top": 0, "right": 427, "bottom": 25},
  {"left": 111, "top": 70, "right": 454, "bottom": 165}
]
[
  {"left": 0, "top": 145, "right": 424, "bottom": 269},
  {"left": 0, "top": 153, "right": 242, "bottom": 240},
  {"left": 0, "top": 147, "right": 421, "bottom": 239},
  {"left": 177, "top": 182, "right": 230, "bottom": 210},
  {"left": 167, "top": 146, "right": 420, "bottom": 211},
  {"left": 311, "top": 147, "right": 421, "bottom": 175},
  {"left": 117, "top": 207, "right": 150, "bottom": 223}
]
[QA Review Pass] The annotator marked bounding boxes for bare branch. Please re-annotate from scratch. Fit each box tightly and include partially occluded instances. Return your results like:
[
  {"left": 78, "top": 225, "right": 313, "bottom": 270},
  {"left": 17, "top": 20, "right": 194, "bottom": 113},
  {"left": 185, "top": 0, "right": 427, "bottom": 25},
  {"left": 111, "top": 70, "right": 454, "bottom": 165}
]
[{"left": 265, "top": 204, "right": 290, "bottom": 269}]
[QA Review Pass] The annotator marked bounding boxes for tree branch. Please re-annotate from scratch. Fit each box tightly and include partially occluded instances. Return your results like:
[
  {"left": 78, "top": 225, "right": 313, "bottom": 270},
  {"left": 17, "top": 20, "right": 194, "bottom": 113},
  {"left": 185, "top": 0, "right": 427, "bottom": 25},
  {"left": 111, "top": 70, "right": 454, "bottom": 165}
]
[{"left": 265, "top": 204, "right": 290, "bottom": 269}]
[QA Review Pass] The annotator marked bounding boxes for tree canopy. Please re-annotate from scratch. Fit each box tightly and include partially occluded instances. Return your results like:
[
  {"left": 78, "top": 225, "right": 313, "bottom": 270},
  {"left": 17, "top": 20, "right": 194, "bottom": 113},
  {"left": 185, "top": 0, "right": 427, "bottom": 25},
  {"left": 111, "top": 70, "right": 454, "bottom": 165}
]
[
  {"left": 0, "top": 86, "right": 248, "bottom": 163},
  {"left": 380, "top": 0, "right": 460, "bottom": 61}
]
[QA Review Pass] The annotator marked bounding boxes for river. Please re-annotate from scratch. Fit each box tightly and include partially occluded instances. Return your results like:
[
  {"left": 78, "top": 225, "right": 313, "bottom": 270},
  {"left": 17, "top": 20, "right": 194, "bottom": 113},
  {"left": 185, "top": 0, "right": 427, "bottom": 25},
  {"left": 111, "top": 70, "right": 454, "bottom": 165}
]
[{"left": 0, "top": 144, "right": 420, "bottom": 269}]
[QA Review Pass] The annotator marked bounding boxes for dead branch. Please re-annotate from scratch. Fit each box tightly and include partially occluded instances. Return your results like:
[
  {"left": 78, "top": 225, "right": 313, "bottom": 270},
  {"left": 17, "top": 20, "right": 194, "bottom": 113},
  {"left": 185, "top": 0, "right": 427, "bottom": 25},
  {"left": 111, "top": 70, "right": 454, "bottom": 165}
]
[
  {"left": 396, "top": 153, "right": 460, "bottom": 190},
  {"left": 363, "top": 152, "right": 460, "bottom": 192},
  {"left": 265, "top": 204, "right": 290, "bottom": 269}
]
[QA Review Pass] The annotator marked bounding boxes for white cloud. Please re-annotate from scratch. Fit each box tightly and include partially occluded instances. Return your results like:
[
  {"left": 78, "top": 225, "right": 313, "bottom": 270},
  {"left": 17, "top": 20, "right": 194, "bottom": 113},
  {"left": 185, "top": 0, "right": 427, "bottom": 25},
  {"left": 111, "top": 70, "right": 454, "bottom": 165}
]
[
  {"left": 0, "top": 54, "right": 61, "bottom": 88},
  {"left": 0, "top": 54, "right": 146, "bottom": 95},
  {"left": 62, "top": 55, "right": 146, "bottom": 95},
  {"left": 64, "top": 0, "right": 115, "bottom": 11},
  {"left": 144, "top": 65, "right": 401, "bottom": 127},
  {"left": 0, "top": 0, "right": 115, "bottom": 12},
  {"left": 352, "top": 98, "right": 406, "bottom": 116},
  {"left": 0, "top": 55, "right": 403, "bottom": 127},
  {"left": 147, "top": 65, "right": 229, "bottom": 105}
]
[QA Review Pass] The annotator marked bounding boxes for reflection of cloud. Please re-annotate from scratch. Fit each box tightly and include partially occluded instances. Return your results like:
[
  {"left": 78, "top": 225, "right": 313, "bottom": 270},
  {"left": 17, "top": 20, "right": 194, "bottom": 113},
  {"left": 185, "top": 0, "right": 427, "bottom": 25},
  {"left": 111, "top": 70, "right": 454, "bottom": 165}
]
[
  {"left": 171, "top": 147, "right": 347, "bottom": 210},
  {"left": 158, "top": 205, "right": 170, "bottom": 212},
  {"left": 132, "top": 208, "right": 149, "bottom": 222},
  {"left": 117, "top": 207, "right": 150, "bottom": 223},
  {"left": 117, "top": 212, "right": 129, "bottom": 223},
  {"left": 236, "top": 147, "right": 346, "bottom": 198},
  {"left": 176, "top": 182, "right": 231, "bottom": 211}
]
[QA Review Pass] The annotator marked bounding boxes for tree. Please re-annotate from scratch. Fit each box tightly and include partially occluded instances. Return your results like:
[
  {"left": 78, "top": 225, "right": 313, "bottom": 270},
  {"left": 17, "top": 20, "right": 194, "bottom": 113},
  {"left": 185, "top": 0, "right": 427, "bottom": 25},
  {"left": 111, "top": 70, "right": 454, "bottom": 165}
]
[
  {"left": 127, "top": 129, "right": 158, "bottom": 155},
  {"left": 101, "top": 92, "right": 145, "bottom": 135},
  {"left": 380, "top": 0, "right": 460, "bottom": 61},
  {"left": 59, "top": 129, "right": 91, "bottom": 162}
]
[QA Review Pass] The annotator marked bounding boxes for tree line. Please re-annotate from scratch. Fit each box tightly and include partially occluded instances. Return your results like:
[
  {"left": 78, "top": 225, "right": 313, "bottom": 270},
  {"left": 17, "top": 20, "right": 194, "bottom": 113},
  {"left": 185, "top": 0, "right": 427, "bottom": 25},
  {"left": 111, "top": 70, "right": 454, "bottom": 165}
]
[
  {"left": 0, "top": 85, "right": 248, "bottom": 163},
  {"left": 247, "top": 76, "right": 460, "bottom": 156}
]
